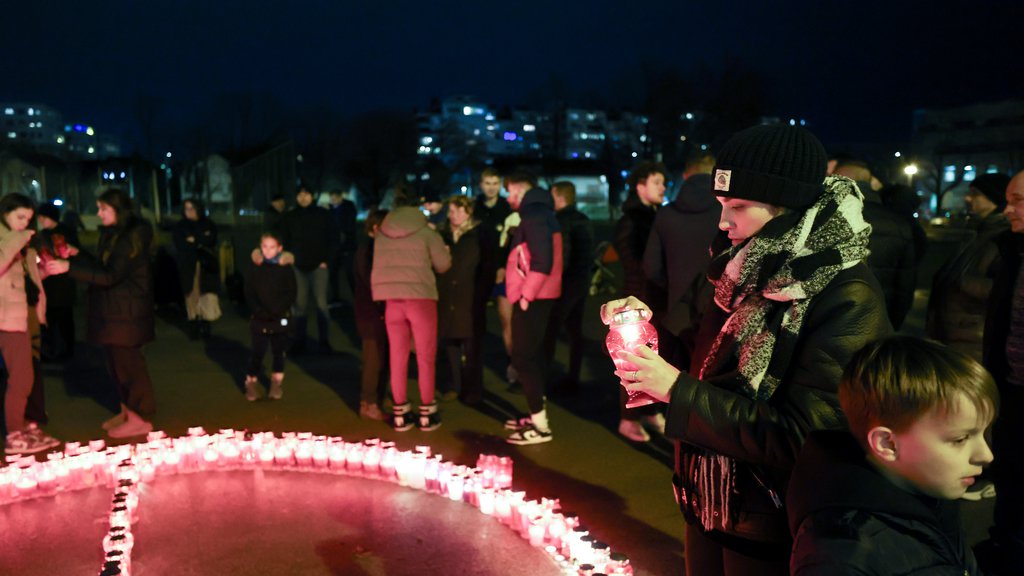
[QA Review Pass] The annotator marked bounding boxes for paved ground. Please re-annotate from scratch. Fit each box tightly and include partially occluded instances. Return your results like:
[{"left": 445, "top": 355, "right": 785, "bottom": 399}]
[{"left": 1, "top": 225, "right": 996, "bottom": 575}]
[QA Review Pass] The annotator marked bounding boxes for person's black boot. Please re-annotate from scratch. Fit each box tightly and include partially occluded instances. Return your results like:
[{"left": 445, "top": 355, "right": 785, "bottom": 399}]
[{"left": 291, "top": 316, "right": 308, "bottom": 355}]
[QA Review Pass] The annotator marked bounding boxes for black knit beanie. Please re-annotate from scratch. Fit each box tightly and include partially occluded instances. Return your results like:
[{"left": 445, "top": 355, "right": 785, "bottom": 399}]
[
  {"left": 712, "top": 124, "right": 828, "bottom": 210},
  {"left": 970, "top": 173, "right": 1011, "bottom": 210}
]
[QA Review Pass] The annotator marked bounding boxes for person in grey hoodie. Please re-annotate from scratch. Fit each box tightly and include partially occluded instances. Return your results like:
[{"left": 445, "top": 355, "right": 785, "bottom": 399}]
[{"left": 371, "top": 184, "right": 451, "bottom": 432}]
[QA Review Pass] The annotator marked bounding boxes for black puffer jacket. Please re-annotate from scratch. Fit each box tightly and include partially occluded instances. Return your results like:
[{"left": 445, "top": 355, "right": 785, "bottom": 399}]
[
  {"left": 245, "top": 256, "right": 297, "bottom": 330},
  {"left": 665, "top": 261, "right": 891, "bottom": 552},
  {"left": 860, "top": 185, "right": 916, "bottom": 329},
  {"left": 278, "top": 204, "right": 339, "bottom": 272},
  {"left": 643, "top": 173, "right": 721, "bottom": 336},
  {"left": 556, "top": 205, "right": 594, "bottom": 297},
  {"left": 614, "top": 194, "right": 659, "bottom": 303},
  {"left": 69, "top": 218, "right": 155, "bottom": 348},
  {"left": 788, "top": 430, "right": 981, "bottom": 575}
]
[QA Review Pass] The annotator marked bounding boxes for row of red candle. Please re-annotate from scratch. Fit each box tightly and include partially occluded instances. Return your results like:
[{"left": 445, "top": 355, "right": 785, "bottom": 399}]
[{"left": 1, "top": 428, "right": 634, "bottom": 575}]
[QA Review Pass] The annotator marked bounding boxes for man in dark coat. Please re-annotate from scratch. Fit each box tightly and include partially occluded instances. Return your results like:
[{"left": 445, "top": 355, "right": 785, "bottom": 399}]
[
  {"left": 644, "top": 153, "right": 720, "bottom": 371},
  {"left": 981, "top": 170, "right": 1024, "bottom": 575},
  {"left": 613, "top": 161, "right": 667, "bottom": 443},
  {"left": 472, "top": 167, "right": 512, "bottom": 377},
  {"left": 544, "top": 181, "right": 593, "bottom": 393},
  {"left": 278, "top": 185, "right": 340, "bottom": 353},
  {"left": 834, "top": 160, "right": 916, "bottom": 329}
]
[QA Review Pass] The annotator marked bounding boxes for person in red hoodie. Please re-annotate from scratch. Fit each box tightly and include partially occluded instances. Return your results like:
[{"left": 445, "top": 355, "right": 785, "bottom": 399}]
[{"left": 502, "top": 171, "right": 563, "bottom": 445}]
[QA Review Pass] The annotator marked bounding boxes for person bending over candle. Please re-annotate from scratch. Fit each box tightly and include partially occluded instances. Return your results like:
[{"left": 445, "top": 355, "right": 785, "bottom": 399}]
[{"left": 601, "top": 124, "right": 890, "bottom": 576}]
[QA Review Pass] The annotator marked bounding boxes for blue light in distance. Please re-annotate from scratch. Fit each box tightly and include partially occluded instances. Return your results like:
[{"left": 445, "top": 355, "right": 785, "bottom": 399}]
[{"left": 503, "top": 131, "right": 517, "bottom": 141}]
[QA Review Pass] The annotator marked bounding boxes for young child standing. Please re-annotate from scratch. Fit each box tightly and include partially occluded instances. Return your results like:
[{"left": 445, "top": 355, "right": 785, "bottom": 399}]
[
  {"left": 354, "top": 209, "right": 388, "bottom": 420},
  {"left": 788, "top": 335, "right": 998, "bottom": 575},
  {"left": 244, "top": 232, "right": 297, "bottom": 401}
]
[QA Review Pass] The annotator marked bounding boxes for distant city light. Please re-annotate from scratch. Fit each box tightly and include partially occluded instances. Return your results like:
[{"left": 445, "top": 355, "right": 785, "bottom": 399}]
[
  {"left": 53, "top": 199, "right": 64, "bottom": 207},
  {"left": 685, "top": 112, "right": 694, "bottom": 120},
  {"left": 27, "top": 108, "right": 35, "bottom": 116},
  {"left": 903, "top": 164, "right": 918, "bottom": 176},
  {"left": 679, "top": 135, "right": 687, "bottom": 142},
  {"left": 631, "top": 152, "right": 638, "bottom": 158},
  {"left": 584, "top": 152, "right": 592, "bottom": 158},
  {"left": 31, "top": 180, "right": 38, "bottom": 187},
  {"left": 56, "top": 136, "right": 64, "bottom": 144},
  {"left": 166, "top": 151, "right": 173, "bottom": 158},
  {"left": 799, "top": 119, "right": 806, "bottom": 126},
  {"left": 700, "top": 144, "right": 708, "bottom": 151},
  {"left": 86, "top": 127, "right": 94, "bottom": 136},
  {"left": 87, "top": 146, "right": 95, "bottom": 154},
  {"left": 789, "top": 119, "right": 797, "bottom": 126},
  {"left": 420, "top": 136, "right": 433, "bottom": 145},
  {"left": 3, "top": 108, "right": 13, "bottom": 115},
  {"left": 460, "top": 186, "right": 468, "bottom": 192},
  {"left": 523, "top": 124, "right": 536, "bottom": 132},
  {"left": 639, "top": 135, "right": 647, "bottom": 143},
  {"left": 599, "top": 175, "right": 607, "bottom": 183},
  {"left": 7, "top": 132, "right": 15, "bottom": 139},
  {"left": 572, "top": 153, "right": 579, "bottom": 159},
  {"left": 420, "top": 173, "right": 430, "bottom": 180},
  {"left": 894, "top": 151, "right": 902, "bottom": 158},
  {"left": 484, "top": 114, "right": 495, "bottom": 121},
  {"left": 73, "top": 124, "right": 85, "bottom": 132},
  {"left": 463, "top": 106, "right": 472, "bottom": 116},
  {"left": 120, "top": 172, "right": 126, "bottom": 179},
  {"left": 503, "top": 131, "right": 517, "bottom": 141}
]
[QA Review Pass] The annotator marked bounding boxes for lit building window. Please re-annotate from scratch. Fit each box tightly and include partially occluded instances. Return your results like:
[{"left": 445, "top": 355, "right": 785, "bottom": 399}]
[
  {"left": 56, "top": 136, "right": 64, "bottom": 144},
  {"left": 639, "top": 135, "right": 647, "bottom": 143},
  {"left": 28, "top": 122, "right": 36, "bottom": 128},
  {"left": 420, "top": 136, "right": 433, "bottom": 145},
  {"left": 86, "top": 127, "right": 95, "bottom": 136},
  {"left": 88, "top": 146, "right": 95, "bottom": 154},
  {"left": 27, "top": 108, "right": 35, "bottom": 116},
  {"left": 503, "top": 131, "right": 517, "bottom": 141},
  {"left": 963, "top": 165, "right": 976, "bottom": 182},
  {"left": 3, "top": 108, "right": 13, "bottom": 115},
  {"left": 523, "top": 124, "right": 536, "bottom": 132},
  {"left": 943, "top": 166, "right": 957, "bottom": 183},
  {"left": 7, "top": 132, "right": 15, "bottom": 139}
]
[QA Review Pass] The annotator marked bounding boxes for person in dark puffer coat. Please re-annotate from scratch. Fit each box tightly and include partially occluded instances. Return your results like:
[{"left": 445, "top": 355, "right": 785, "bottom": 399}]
[
  {"left": 173, "top": 198, "right": 219, "bottom": 339},
  {"left": 436, "top": 195, "right": 481, "bottom": 403},
  {"left": 602, "top": 125, "right": 891, "bottom": 576},
  {"left": 834, "top": 161, "right": 916, "bottom": 330},
  {"left": 789, "top": 336, "right": 994, "bottom": 576},
  {"left": 48, "top": 188, "right": 156, "bottom": 439},
  {"left": 243, "top": 231, "right": 297, "bottom": 402}
]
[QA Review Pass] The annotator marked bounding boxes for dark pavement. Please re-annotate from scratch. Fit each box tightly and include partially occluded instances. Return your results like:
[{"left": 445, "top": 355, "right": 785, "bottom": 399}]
[{"left": 2, "top": 224, "right": 996, "bottom": 575}]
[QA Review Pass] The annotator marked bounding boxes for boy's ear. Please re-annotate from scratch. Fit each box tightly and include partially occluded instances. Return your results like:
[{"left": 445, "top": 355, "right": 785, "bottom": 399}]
[{"left": 867, "top": 426, "right": 899, "bottom": 462}]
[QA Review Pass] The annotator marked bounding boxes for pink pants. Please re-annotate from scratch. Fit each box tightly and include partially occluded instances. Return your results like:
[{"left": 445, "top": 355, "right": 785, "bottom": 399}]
[{"left": 385, "top": 299, "right": 437, "bottom": 405}]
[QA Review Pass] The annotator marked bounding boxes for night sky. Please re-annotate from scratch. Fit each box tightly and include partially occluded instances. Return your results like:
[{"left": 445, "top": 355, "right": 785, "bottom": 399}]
[{"left": 3, "top": 0, "right": 1022, "bottom": 153}]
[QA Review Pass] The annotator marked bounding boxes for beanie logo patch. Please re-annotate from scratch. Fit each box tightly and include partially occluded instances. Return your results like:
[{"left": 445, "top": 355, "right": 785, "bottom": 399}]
[{"left": 714, "top": 170, "right": 732, "bottom": 192}]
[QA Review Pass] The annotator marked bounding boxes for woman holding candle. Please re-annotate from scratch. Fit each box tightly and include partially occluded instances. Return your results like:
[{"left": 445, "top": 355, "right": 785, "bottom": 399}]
[
  {"left": 601, "top": 124, "right": 890, "bottom": 575},
  {"left": 46, "top": 188, "right": 157, "bottom": 439},
  {"left": 0, "top": 193, "right": 61, "bottom": 455}
]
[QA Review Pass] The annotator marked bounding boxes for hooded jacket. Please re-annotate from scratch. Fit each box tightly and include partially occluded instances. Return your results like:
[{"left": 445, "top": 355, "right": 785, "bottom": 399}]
[
  {"left": 505, "top": 188, "right": 562, "bottom": 303},
  {"left": 371, "top": 206, "right": 451, "bottom": 301},
  {"left": 788, "top": 430, "right": 981, "bottom": 575},
  {"left": 643, "top": 173, "right": 721, "bottom": 335}
]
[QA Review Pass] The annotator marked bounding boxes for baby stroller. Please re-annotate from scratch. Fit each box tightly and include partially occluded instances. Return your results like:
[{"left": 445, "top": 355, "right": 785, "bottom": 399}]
[{"left": 589, "top": 240, "right": 618, "bottom": 297}]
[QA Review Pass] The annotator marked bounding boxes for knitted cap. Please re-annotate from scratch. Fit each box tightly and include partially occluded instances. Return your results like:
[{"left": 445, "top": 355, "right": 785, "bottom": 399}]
[
  {"left": 712, "top": 124, "right": 828, "bottom": 210},
  {"left": 969, "top": 173, "right": 1011, "bottom": 210}
]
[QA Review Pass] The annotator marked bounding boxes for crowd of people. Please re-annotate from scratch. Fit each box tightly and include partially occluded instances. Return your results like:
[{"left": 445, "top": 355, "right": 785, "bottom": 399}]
[{"left": 4, "top": 120, "right": 1024, "bottom": 574}]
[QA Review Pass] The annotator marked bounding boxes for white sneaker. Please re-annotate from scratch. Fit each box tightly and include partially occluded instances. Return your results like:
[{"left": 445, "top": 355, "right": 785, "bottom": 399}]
[
  {"left": 618, "top": 419, "right": 650, "bottom": 443},
  {"left": 108, "top": 412, "right": 153, "bottom": 439},
  {"left": 506, "top": 423, "right": 553, "bottom": 445},
  {"left": 244, "top": 376, "right": 262, "bottom": 402},
  {"left": 641, "top": 413, "right": 666, "bottom": 435}
]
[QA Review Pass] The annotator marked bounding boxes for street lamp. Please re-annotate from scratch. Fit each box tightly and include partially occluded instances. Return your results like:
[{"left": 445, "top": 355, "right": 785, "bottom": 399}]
[{"left": 904, "top": 163, "right": 918, "bottom": 186}]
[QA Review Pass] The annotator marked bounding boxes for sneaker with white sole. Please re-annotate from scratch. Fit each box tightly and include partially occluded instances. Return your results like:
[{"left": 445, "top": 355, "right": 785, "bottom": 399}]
[
  {"left": 418, "top": 403, "right": 442, "bottom": 432},
  {"left": 108, "top": 413, "right": 153, "bottom": 439},
  {"left": 641, "top": 412, "right": 666, "bottom": 435},
  {"left": 618, "top": 419, "right": 651, "bottom": 443},
  {"left": 268, "top": 374, "right": 284, "bottom": 400},
  {"left": 5, "top": 429, "right": 57, "bottom": 455},
  {"left": 391, "top": 403, "right": 415, "bottom": 432},
  {"left": 506, "top": 423, "right": 553, "bottom": 445},
  {"left": 504, "top": 415, "right": 533, "bottom": 431},
  {"left": 24, "top": 423, "right": 61, "bottom": 452}
]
